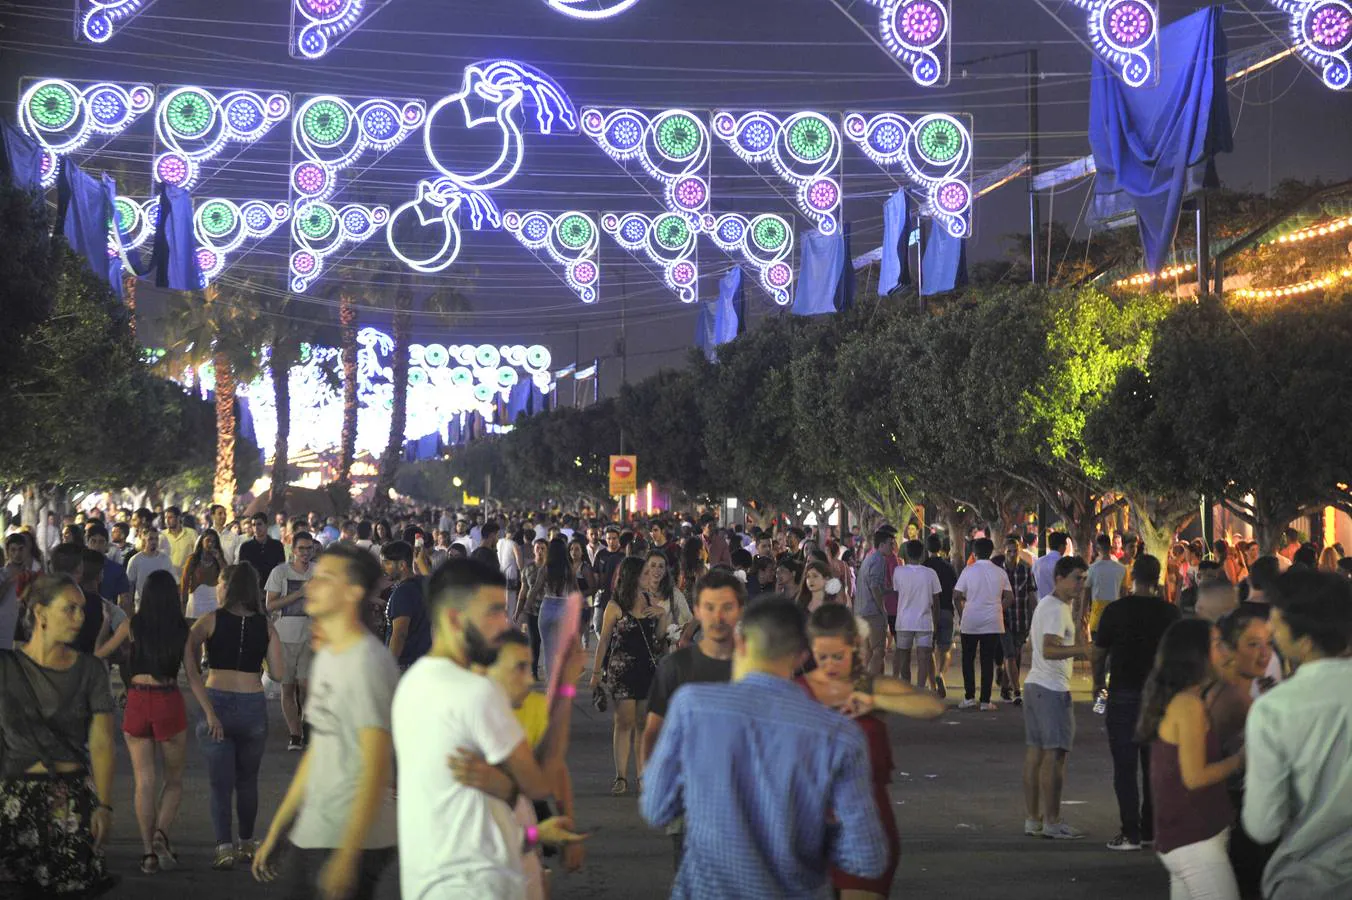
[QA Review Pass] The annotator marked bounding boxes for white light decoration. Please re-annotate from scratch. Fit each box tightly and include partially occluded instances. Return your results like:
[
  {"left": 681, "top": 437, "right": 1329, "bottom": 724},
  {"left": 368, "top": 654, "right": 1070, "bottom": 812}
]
[
  {"left": 502, "top": 210, "right": 601, "bottom": 303},
  {"left": 1272, "top": 0, "right": 1352, "bottom": 89},
  {"left": 291, "top": 0, "right": 393, "bottom": 60},
  {"left": 290, "top": 201, "right": 388, "bottom": 292},
  {"left": 79, "top": 0, "right": 158, "bottom": 43},
  {"left": 858, "top": 0, "right": 951, "bottom": 87},
  {"left": 580, "top": 107, "right": 710, "bottom": 226},
  {"left": 291, "top": 94, "right": 425, "bottom": 205},
  {"left": 385, "top": 178, "right": 500, "bottom": 275},
  {"left": 154, "top": 87, "right": 290, "bottom": 190},
  {"left": 194, "top": 199, "right": 291, "bottom": 285},
  {"left": 843, "top": 111, "right": 973, "bottom": 239},
  {"left": 711, "top": 110, "right": 842, "bottom": 236},
  {"left": 18, "top": 78, "right": 154, "bottom": 188},
  {"left": 1068, "top": 0, "right": 1159, "bottom": 87},
  {"left": 602, "top": 211, "right": 699, "bottom": 303},
  {"left": 543, "top": 0, "right": 644, "bottom": 17},
  {"left": 702, "top": 212, "right": 795, "bottom": 305},
  {"left": 112, "top": 195, "right": 158, "bottom": 253}
]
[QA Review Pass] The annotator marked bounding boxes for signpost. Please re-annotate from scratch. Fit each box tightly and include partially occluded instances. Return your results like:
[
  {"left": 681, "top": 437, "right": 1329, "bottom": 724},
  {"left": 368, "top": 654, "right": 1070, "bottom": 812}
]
[{"left": 610, "top": 455, "right": 637, "bottom": 497}]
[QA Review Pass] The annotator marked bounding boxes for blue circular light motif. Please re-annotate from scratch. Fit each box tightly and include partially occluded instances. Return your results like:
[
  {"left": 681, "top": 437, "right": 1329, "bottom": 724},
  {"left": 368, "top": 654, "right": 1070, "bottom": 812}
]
[
  {"left": 342, "top": 209, "right": 370, "bottom": 234},
  {"left": 606, "top": 114, "right": 643, "bottom": 150},
  {"left": 361, "top": 104, "right": 399, "bottom": 142},
  {"left": 88, "top": 89, "right": 127, "bottom": 125},
  {"left": 620, "top": 216, "right": 646, "bottom": 242},
  {"left": 872, "top": 121, "right": 904, "bottom": 153},
  {"left": 244, "top": 205, "right": 270, "bottom": 230},
  {"left": 225, "top": 96, "right": 264, "bottom": 134},
  {"left": 739, "top": 118, "right": 776, "bottom": 153},
  {"left": 523, "top": 214, "right": 550, "bottom": 241},
  {"left": 719, "top": 218, "right": 745, "bottom": 243},
  {"left": 497, "top": 367, "right": 518, "bottom": 388},
  {"left": 475, "top": 344, "right": 501, "bottom": 368}
]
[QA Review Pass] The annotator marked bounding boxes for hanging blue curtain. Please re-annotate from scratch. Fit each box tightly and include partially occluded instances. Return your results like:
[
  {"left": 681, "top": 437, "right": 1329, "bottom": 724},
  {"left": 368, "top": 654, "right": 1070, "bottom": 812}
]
[
  {"left": 56, "top": 163, "right": 117, "bottom": 292},
  {"left": 236, "top": 395, "right": 262, "bottom": 461},
  {"left": 879, "top": 190, "right": 912, "bottom": 295},
  {"left": 697, "top": 267, "right": 743, "bottom": 361},
  {"left": 1088, "top": 6, "right": 1232, "bottom": 273},
  {"left": 506, "top": 380, "right": 530, "bottom": 423},
  {"left": 0, "top": 121, "right": 44, "bottom": 194},
  {"left": 100, "top": 174, "right": 127, "bottom": 299},
  {"left": 920, "top": 222, "right": 967, "bottom": 296},
  {"left": 835, "top": 221, "right": 856, "bottom": 312},
  {"left": 153, "top": 182, "right": 204, "bottom": 290},
  {"left": 793, "top": 227, "right": 844, "bottom": 317}
]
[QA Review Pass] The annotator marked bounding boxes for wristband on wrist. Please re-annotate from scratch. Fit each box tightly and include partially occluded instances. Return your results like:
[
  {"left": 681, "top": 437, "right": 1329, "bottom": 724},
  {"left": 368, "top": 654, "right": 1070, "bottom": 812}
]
[
  {"left": 523, "top": 824, "right": 540, "bottom": 852},
  {"left": 559, "top": 683, "right": 577, "bottom": 699}
]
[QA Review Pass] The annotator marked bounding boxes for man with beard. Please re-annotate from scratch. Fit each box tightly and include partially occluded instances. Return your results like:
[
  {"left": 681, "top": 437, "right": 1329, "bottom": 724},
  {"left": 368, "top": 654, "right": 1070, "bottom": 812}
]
[{"left": 392, "top": 558, "right": 585, "bottom": 899}]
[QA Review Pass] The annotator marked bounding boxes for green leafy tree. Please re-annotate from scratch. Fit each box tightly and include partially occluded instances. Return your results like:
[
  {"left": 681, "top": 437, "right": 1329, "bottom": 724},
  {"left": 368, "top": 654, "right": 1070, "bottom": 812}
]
[{"left": 616, "top": 365, "right": 718, "bottom": 500}]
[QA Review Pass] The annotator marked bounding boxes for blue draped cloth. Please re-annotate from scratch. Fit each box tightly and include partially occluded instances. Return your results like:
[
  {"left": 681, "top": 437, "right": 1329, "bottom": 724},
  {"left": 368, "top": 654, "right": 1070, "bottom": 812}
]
[
  {"left": 836, "top": 221, "right": 855, "bottom": 312},
  {"left": 56, "top": 164, "right": 117, "bottom": 293},
  {"left": 236, "top": 395, "right": 262, "bottom": 461},
  {"left": 153, "top": 182, "right": 204, "bottom": 290},
  {"left": 793, "top": 228, "right": 845, "bottom": 317},
  {"left": 1, "top": 121, "right": 44, "bottom": 194},
  {"left": 697, "top": 267, "right": 744, "bottom": 361},
  {"left": 921, "top": 223, "right": 967, "bottom": 296},
  {"left": 1088, "top": 6, "right": 1232, "bottom": 273},
  {"left": 879, "top": 190, "right": 913, "bottom": 295}
]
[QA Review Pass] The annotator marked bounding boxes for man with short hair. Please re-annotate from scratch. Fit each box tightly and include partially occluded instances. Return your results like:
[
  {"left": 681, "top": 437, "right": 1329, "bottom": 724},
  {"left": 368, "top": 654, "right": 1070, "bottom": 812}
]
[
  {"left": 252, "top": 544, "right": 400, "bottom": 899},
  {"left": 210, "top": 504, "right": 240, "bottom": 564},
  {"left": 650, "top": 521, "right": 680, "bottom": 570},
  {"left": 339, "top": 520, "right": 358, "bottom": 545},
  {"left": 640, "top": 569, "right": 747, "bottom": 869},
  {"left": 471, "top": 521, "right": 501, "bottom": 571},
  {"left": 240, "top": 513, "right": 287, "bottom": 588},
  {"left": 381, "top": 541, "right": 431, "bottom": 672},
  {"left": 161, "top": 506, "right": 197, "bottom": 572},
  {"left": 84, "top": 523, "right": 132, "bottom": 614},
  {"left": 1001, "top": 534, "right": 1038, "bottom": 705},
  {"left": 1023, "top": 555, "right": 1093, "bottom": 840},
  {"left": 640, "top": 596, "right": 887, "bottom": 896},
  {"left": 1093, "top": 554, "right": 1179, "bottom": 852},
  {"left": 953, "top": 537, "right": 1012, "bottom": 711},
  {"left": 891, "top": 539, "right": 941, "bottom": 686},
  {"left": 126, "top": 528, "right": 176, "bottom": 605},
  {"left": 1085, "top": 534, "right": 1127, "bottom": 639},
  {"left": 266, "top": 531, "right": 317, "bottom": 751},
  {"left": 1242, "top": 570, "right": 1352, "bottom": 900},
  {"left": 107, "top": 521, "right": 131, "bottom": 566},
  {"left": 1032, "top": 531, "right": 1069, "bottom": 599},
  {"left": 924, "top": 533, "right": 959, "bottom": 696},
  {"left": 855, "top": 530, "right": 894, "bottom": 677},
  {"left": 701, "top": 515, "right": 732, "bottom": 569}
]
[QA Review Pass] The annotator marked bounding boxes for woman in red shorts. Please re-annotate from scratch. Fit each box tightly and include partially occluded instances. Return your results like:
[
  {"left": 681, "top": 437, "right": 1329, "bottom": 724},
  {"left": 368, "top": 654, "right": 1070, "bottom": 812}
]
[
  {"left": 96, "top": 569, "right": 190, "bottom": 874},
  {"left": 799, "top": 604, "right": 946, "bottom": 899}
]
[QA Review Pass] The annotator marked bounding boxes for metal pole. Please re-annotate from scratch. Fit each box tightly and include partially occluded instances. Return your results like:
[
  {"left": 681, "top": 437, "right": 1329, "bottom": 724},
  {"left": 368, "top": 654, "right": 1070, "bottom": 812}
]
[
  {"left": 1195, "top": 194, "right": 1211, "bottom": 299},
  {"left": 573, "top": 322, "right": 581, "bottom": 408},
  {"left": 1028, "top": 49, "right": 1041, "bottom": 285}
]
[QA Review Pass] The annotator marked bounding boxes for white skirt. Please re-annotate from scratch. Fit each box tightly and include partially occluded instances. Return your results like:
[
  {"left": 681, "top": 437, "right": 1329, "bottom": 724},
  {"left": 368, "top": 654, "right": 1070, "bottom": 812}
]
[{"left": 188, "top": 584, "right": 219, "bottom": 619}]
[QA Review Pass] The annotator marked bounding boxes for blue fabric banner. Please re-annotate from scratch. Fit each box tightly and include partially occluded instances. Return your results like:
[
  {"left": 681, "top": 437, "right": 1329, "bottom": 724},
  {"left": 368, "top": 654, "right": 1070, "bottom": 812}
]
[
  {"left": 1088, "top": 6, "right": 1232, "bottom": 273},
  {"left": 879, "top": 189, "right": 911, "bottom": 295},
  {"left": 921, "top": 223, "right": 967, "bottom": 296},
  {"left": 793, "top": 228, "right": 844, "bottom": 317},
  {"left": 836, "top": 221, "right": 855, "bottom": 312},
  {"left": 506, "top": 381, "right": 530, "bottom": 423},
  {"left": 57, "top": 163, "right": 116, "bottom": 292},
  {"left": 236, "top": 395, "right": 262, "bottom": 461},
  {"left": 0, "top": 121, "right": 44, "bottom": 194},
  {"left": 697, "top": 266, "right": 744, "bottom": 361},
  {"left": 154, "top": 182, "right": 204, "bottom": 291}
]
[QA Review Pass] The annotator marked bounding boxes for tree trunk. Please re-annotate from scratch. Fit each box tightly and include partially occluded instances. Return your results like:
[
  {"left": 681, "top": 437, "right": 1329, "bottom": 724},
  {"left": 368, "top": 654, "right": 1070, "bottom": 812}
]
[
  {"left": 213, "top": 352, "right": 237, "bottom": 506},
  {"left": 373, "top": 306, "right": 412, "bottom": 513},
  {"left": 335, "top": 293, "right": 359, "bottom": 497},
  {"left": 269, "top": 340, "right": 295, "bottom": 517},
  {"left": 1130, "top": 495, "right": 1197, "bottom": 562},
  {"left": 124, "top": 274, "right": 137, "bottom": 342}
]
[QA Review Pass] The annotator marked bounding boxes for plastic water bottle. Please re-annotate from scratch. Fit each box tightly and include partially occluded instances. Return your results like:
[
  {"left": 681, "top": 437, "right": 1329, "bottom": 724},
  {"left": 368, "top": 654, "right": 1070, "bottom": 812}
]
[{"left": 1093, "top": 689, "right": 1108, "bottom": 715}]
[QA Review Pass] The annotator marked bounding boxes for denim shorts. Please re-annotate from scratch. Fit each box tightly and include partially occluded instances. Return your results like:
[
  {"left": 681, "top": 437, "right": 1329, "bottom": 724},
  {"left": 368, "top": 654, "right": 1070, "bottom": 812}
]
[
  {"left": 1024, "top": 683, "right": 1075, "bottom": 750},
  {"left": 934, "top": 609, "right": 955, "bottom": 648}
]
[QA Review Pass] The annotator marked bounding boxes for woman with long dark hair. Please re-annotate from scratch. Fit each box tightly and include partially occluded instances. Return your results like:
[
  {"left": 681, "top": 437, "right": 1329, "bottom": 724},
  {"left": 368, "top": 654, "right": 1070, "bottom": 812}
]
[
  {"left": 638, "top": 550, "right": 692, "bottom": 649},
  {"left": 96, "top": 569, "right": 190, "bottom": 873},
  {"left": 536, "top": 537, "right": 573, "bottom": 681},
  {"left": 589, "top": 556, "right": 666, "bottom": 795},
  {"left": 1136, "top": 619, "right": 1244, "bottom": 900},
  {"left": 373, "top": 520, "right": 393, "bottom": 546},
  {"left": 568, "top": 538, "right": 597, "bottom": 647},
  {"left": 0, "top": 574, "right": 117, "bottom": 896},
  {"left": 514, "top": 539, "right": 550, "bottom": 680},
  {"left": 182, "top": 528, "right": 226, "bottom": 621},
  {"left": 677, "top": 536, "right": 706, "bottom": 597},
  {"left": 794, "top": 559, "right": 841, "bottom": 613},
  {"left": 184, "top": 563, "right": 285, "bottom": 871}
]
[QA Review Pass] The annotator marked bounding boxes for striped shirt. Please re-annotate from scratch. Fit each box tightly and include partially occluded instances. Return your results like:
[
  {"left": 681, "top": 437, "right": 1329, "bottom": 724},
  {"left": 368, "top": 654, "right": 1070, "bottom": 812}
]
[{"left": 1003, "top": 559, "right": 1037, "bottom": 635}]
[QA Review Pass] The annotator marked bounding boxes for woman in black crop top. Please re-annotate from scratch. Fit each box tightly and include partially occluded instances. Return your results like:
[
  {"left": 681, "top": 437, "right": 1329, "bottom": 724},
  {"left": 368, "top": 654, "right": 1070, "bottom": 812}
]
[
  {"left": 97, "top": 569, "right": 190, "bottom": 874},
  {"left": 185, "top": 563, "right": 284, "bottom": 871}
]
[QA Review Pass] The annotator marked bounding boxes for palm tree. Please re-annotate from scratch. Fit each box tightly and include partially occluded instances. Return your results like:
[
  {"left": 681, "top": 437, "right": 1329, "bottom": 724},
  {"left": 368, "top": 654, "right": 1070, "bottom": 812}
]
[
  {"left": 161, "top": 280, "right": 265, "bottom": 505},
  {"left": 259, "top": 294, "right": 306, "bottom": 516}
]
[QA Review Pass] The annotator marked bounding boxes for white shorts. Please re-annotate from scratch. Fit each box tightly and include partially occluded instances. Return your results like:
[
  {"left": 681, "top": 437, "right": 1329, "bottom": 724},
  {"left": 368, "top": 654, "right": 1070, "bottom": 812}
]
[{"left": 280, "top": 640, "right": 312, "bottom": 684}]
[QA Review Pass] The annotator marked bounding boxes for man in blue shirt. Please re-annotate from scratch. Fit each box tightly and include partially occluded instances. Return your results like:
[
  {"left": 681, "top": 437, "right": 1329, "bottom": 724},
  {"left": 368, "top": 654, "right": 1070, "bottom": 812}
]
[
  {"left": 84, "top": 523, "right": 131, "bottom": 613},
  {"left": 855, "top": 529, "right": 895, "bottom": 676},
  {"left": 640, "top": 596, "right": 886, "bottom": 899},
  {"left": 381, "top": 540, "right": 432, "bottom": 672}
]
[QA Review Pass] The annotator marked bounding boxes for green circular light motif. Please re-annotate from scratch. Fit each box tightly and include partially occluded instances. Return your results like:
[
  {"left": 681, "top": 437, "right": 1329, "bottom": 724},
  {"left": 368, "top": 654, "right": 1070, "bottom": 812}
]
[
  {"left": 303, "top": 100, "right": 349, "bottom": 146},
  {"left": 556, "top": 214, "right": 593, "bottom": 250},
  {"left": 787, "top": 116, "right": 833, "bottom": 162},
  {"left": 656, "top": 113, "right": 701, "bottom": 160},
  {"left": 752, "top": 217, "right": 787, "bottom": 251},
  {"left": 299, "top": 205, "right": 335, "bottom": 240},
  {"left": 29, "top": 83, "right": 78, "bottom": 130},
  {"left": 918, "top": 119, "right": 962, "bottom": 163},
  {"left": 654, "top": 214, "right": 690, "bottom": 250},
  {"left": 114, "top": 198, "right": 138, "bottom": 233},
  {"left": 199, "top": 200, "right": 236, "bottom": 238},
  {"left": 166, "top": 90, "right": 214, "bottom": 138}
]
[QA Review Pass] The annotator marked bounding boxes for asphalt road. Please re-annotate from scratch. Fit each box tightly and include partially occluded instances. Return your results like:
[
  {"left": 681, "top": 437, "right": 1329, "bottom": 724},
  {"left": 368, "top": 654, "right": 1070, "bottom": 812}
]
[{"left": 94, "top": 661, "right": 1170, "bottom": 900}]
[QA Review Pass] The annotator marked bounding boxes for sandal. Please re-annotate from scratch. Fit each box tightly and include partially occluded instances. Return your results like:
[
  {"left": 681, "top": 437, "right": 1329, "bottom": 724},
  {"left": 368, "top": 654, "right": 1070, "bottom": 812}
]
[
  {"left": 140, "top": 853, "right": 159, "bottom": 875},
  {"left": 610, "top": 776, "right": 627, "bottom": 796},
  {"left": 153, "top": 829, "right": 178, "bottom": 870}
]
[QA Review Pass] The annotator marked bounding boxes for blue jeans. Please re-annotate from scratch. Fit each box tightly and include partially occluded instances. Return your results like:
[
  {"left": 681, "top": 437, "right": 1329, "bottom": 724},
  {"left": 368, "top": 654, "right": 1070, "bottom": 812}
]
[
  {"left": 197, "top": 689, "right": 268, "bottom": 845},
  {"left": 538, "top": 596, "right": 567, "bottom": 682}
]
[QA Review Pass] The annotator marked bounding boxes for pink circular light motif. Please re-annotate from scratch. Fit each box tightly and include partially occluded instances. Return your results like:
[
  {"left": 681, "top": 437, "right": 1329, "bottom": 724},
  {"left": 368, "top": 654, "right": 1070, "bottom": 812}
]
[
  {"left": 156, "top": 154, "right": 189, "bottom": 185},
  {"left": 1309, "top": 2, "right": 1352, "bottom": 50},
  {"left": 195, "top": 248, "right": 219, "bottom": 273},
  {"left": 937, "top": 180, "right": 970, "bottom": 214},
  {"left": 897, "top": 0, "right": 945, "bottom": 46},
  {"left": 767, "top": 263, "right": 792, "bottom": 288},
  {"left": 1107, "top": 0, "right": 1154, "bottom": 50},
  {"left": 303, "top": 0, "right": 345, "bottom": 15},
  {"left": 294, "top": 162, "right": 328, "bottom": 195},
  {"left": 807, "top": 178, "right": 839, "bottom": 211},
  {"left": 572, "top": 261, "right": 598, "bottom": 285},
  {"left": 292, "top": 251, "right": 317, "bottom": 275},
  {"left": 674, "top": 177, "right": 707, "bottom": 210},
  {"left": 671, "top": 262, "right": 695, "bottom": 285}
]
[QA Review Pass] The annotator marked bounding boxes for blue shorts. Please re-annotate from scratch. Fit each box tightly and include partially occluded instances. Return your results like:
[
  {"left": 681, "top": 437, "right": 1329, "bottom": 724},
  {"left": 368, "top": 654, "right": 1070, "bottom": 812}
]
[{"left": 934, "top": 609, "right": 955, "bottom": 648}]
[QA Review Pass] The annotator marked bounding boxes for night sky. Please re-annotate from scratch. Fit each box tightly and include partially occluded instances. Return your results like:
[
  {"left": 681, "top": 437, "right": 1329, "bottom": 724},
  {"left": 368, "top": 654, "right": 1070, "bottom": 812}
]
[{"left": 2, "top": 0, "right": 1349, "bottom": 390}]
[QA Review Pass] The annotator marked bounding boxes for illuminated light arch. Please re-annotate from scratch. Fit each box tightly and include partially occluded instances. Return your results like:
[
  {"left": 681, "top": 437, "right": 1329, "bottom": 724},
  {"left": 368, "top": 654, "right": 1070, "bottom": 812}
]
[
  {"left": 859, "top": 0, "right": 951, "bottom": 87},
  {"left": 154, "top": 87, "right": 290, "bottom": 190},
  {"left": 291, "top": 0, "right": 392, "bottom": 60},
  {"left": 701, "top": 212, "right": 795, "bottom": 306},
  {"left": 1272, "top": 0, "right": 1352, "bottom": 89},
  {"left": 194, "top": 199, "right": 291, "bottom": 285},
  {"left": 502, "top": 210, "right": 601, "bottom": 304},
  {"left": 1068, "top": 0, "right": 1159, "bottom": 87},
  {"left": 711, "top": 110, "right": 842, "bottom": 236},
  {"left": 843, "top": 111, "right": 973, "bottom": 239},
  {"left": 291, "top": 94, "right": 425, "bottom": 204},
  {"left": 385, "top": 178, "right": 501, "bottom": 274},
  {"left": 113, "top": 195, "right": 158, "bottom": 253},
  {"left": 542, "top": 0, "right": 644, "bottom": 18},
  {"left": 79, "top": 0, "right": 159, "bottom": 43},
  {"left": 580, "top": 107, "right": 710, "bottom": 226},
  {"left": 602, "top": 211, "right": 699, "bottom": 303},
  {"left": 18, "top": 78, "right": 154, "bottom": 188},
  {"left": 290, "top": 201, "right": 388, "bottom": 292}
]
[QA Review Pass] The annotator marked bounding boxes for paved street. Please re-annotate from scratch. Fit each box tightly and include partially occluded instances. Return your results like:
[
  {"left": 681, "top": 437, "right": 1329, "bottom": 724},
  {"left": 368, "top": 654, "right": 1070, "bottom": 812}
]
[{"left": 99, "top": 663, "right": 1169, "bottom": 900}]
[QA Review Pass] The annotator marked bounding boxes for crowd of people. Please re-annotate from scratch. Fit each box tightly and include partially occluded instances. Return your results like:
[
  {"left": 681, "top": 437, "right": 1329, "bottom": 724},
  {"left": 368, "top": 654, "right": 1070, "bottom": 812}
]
[{"left": 0, "top": 499, "right": 1350, "bottom": 900}]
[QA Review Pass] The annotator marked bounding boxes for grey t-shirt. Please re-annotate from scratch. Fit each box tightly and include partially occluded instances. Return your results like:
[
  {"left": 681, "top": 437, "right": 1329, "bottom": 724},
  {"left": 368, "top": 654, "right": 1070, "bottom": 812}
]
[{"left": 291, "top": 631, "right": 400, "bottom": 850}]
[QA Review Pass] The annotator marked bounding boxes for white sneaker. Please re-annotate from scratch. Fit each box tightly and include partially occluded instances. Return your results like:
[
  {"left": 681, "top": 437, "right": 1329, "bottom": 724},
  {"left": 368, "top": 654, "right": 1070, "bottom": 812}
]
[
  {"left": 1042, "top": 822, "right": 1086, "bottom": 840},
  {"left": 979, "top": 702, "right": 999, "bottom": 711},
  {"left": 1024, "top": 818, "right": 1043, "bottom": 836},
  {"left": 958, "top": 698, "right": 978, "bottom": 710}
]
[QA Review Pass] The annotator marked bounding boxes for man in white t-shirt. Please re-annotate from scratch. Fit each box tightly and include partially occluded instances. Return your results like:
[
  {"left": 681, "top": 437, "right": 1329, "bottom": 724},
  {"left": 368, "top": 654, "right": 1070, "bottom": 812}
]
[
  {"left": 392, "top": 557, "right": 586, "bottom": 900},
  {"left": 1022, "top": 554, "right": 1092, "bottom": 841},
  {"left": 126, "top": 528, "right": 177, "bottom": 604},
  {"left": 891, "top": 539, "right": 942, "bottom": 688},
  {"left": 1031, "top": 532, "right": 1068, "bottom": 599},
  {"left": 266, "top": 531, "right": 317, "bottom": 751},
  {"left": 210, "top": 504, "right": 241, "bottom": 565},
  {"left": 953, "top": 537, "right": 1013, "bottom": 711}
]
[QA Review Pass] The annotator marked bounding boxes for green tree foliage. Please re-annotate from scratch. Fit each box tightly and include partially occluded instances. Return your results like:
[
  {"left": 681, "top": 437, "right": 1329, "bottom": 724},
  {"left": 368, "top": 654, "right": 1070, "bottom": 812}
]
[{"left": 616, "top": 364, "right": 718, "bottom": 499}]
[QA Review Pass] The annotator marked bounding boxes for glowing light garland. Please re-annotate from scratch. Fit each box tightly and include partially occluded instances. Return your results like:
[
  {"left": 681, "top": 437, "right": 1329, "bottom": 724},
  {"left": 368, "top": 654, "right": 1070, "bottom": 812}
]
[
  {"left": 502, "top": 210, "right": 601, "bottom": 303},
  {"left": 290, "top": 201, "right": 388, "bottom": 292},
  {"left": 18, "top": 78, "right": 154, "bottom": 188},
  {"left": 291, "top": 94, "right": 425, "bottom": 204},
  {"left": 1068, "top": 0, "right": 1159, "bottom": 87},
  {"left": 1234, "top": 267, "right": 1352, "bottom": 299},
  {"left": 112, "top": 195, "right": 159, "bottom": 253},
  {"left": 602, "top": 212, "right": 699, "bottom": 302},
  {"left": 154, "top": 87, "right": 290, "bottom": 190},
  {"left": 79, "top": 0, "right": 158, "bottom": 43},
  {"left": 859, "top": 0, "right": 951, "bottom": 87},
  {"left": 542, "top": 0, "right": 644, "bottom": 18},
  {"left": 291, "top": 0, "right": 390, "bottom": 60},
  {"left": 1114, "top": 262, "right": 1194, "bottom": 288},
  {"left": 843, "top": 111, "right": 973, "bottom": 239},
  {"left": 580, "top": 107, "right": 710, "bottom": 225},
  {"left": 195, "top": 199, "right": 291, "bottom": 285},
  {"left": 712, "top": 110, "right": 842, "bottom": 236},
  {"left": 1272, "top": 0, "right": 1352, "bottom": 89},
  {"left": 1276, "top": 213, "right": 1352, "bottom": 241},
  {"left": 701, "top": 212, "right": 795, "bottom": 305}
]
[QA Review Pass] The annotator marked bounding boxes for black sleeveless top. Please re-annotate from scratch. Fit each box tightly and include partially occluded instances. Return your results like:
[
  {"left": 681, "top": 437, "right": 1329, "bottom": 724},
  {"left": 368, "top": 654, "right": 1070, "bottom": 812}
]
[{"left": 205, "top": 610, "right": 269, "bottom": 674}]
